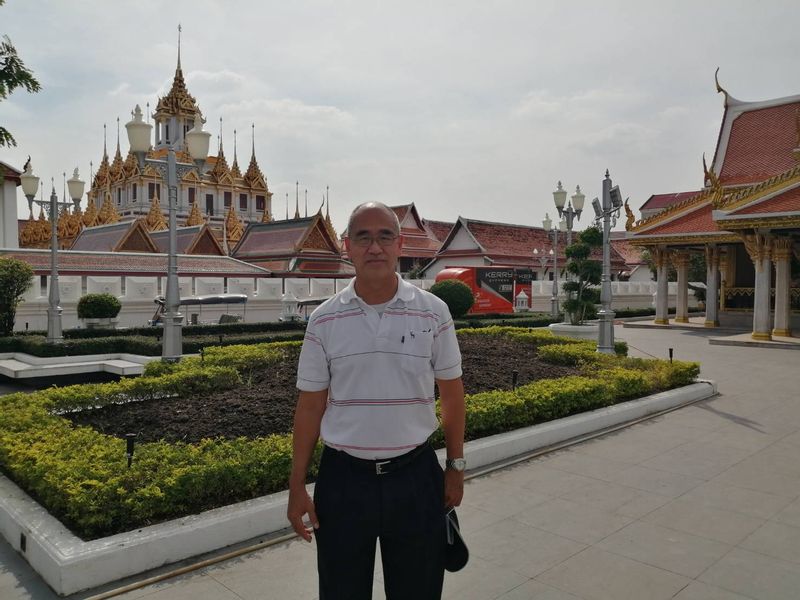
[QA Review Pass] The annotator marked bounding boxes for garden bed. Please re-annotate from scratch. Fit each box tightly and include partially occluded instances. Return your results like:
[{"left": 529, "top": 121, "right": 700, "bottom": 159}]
[
  {"left": 65, "top": 335, "right": 580, "bottom": 443},
  {"left": 0, "top": 327, "right": 698, "bottom": 540}
]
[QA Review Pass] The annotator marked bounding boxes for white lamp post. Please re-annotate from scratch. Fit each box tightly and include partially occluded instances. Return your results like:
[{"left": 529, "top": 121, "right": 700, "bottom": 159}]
[
  {"left": 20, "top": 163, "right": 39, "bottom": 214},
  {"left": 592, "top": 170, "right": 624, "bottom": 354},
  {"left": 46, "top": 181, "right": 63, "bottom": 343},
  {"left": 542, "top": 213, "right": 567, "bottom": 317},
  {"left": 67, "top": 168, "right": 85, "bottom": 212},
  {"left": 126, "top": 104, "right": 211, "bottom": 361}
]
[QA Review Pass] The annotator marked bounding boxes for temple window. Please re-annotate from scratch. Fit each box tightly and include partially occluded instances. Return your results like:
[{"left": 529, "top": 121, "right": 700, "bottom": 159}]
[
  {"left": 188, "top": 187, "right": 196, "bottom": 204},
  {"left": 239, "top": 193, "right": 248, "bottom": 210},
  {"left": 117, "top": 188, "right": 122, "bottom": 205},
  {"left": 256, "top": 195, "right": 265, "bottom": 210},
  {"left": 206, "top": 193, "right": 214, "bottom": 215},
  {"left": 165, "top": 124, "right": 170, "bottom": 143},
  {"left": 132, "top": 184, "right": 137, "bottom": 200},
  {"left": 224, "top": 191, "right": 232, "bottom": 207}
]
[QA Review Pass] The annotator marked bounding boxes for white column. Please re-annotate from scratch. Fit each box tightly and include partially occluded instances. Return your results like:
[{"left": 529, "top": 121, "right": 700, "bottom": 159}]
[
  {"left": 772, "top": 238, "right": 793, "bottom": 337},
  {"left": 705, "top": 245, "right": 720, "bottom": 327},
  {"left": 743, "top": 232, "right": 773, "bottom": 340},
  {"left": 654, "top": 247, "right": 669, "bottom": 324},
  {"left": 672, "top": 251, "right": 690, "bottom": 323}
]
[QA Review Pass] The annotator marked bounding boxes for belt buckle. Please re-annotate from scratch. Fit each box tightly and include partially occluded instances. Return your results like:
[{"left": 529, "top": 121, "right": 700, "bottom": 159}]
[{"left": 375, "top": 460, "right": 391, "bottom": 475}]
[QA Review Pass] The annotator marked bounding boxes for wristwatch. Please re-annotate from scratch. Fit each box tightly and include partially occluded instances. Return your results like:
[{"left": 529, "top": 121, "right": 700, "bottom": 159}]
[{"left": 445, "top": 458, "right": 467, "bottom": 472}]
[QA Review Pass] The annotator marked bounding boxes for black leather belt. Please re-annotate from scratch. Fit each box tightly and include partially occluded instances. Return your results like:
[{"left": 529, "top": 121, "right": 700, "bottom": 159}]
[{"left": 329, "top": 441, "right": 430, "bottom": 475}]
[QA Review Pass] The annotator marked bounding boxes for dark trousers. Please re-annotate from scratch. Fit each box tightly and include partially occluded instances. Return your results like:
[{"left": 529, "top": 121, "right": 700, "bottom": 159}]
[{"left": 314, "top": 444, "right": 446, "bottom": 600}]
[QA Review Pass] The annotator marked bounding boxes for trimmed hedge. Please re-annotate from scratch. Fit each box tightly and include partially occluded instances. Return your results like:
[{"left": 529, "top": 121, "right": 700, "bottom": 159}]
[{"left": 0, "top": 329, "right": 698, "bottom": 539}]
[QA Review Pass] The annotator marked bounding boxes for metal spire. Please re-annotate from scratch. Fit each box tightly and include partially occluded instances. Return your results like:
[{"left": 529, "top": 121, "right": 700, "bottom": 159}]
[
  {"left": 116, "top": 117, "right": 120, "bottom": 153},
  {"left": 103, "top": 124, "right": 107, "bottom": 158},
  {"left": 233, "top": 128, "right": 238, "bottom": 163},
  {"left": 294, "top": 181, "right": 300, "bottom": 219},
  {"left": 305, "top": 188, "right": 308, "bottom": 218},
  {"left": 326, "top": 185, "right": 330, "bottom": 219},
  {"left": 177, "top": 23, "right": 182, "bottom": 71},
  {"left": 285, "top": 192, "right": 289, "bottom": 220}
]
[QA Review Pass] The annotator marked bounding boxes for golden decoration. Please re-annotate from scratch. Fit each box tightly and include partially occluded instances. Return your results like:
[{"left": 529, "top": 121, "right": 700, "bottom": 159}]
[
  {"left": 230, "top": 155, "right": 242, "bottom": 179},
  {"left": 624, "top": 199, "right": 635, "bottom": 231},
  {"left": 670, "top": 251, "right": 690, "bottom": 268},
  {"left": 82, "top": 197, "right": 99, "bottom": 227},
  {"left": 628, "top": 233, "right": 739, "bottom": 247},
  {"left": 56, "top": 206, "right": 70, "bottom": 239},
  {"left": 38, "top": 206, "right": 52, "bottom": 241},
  {"left": 224, "top": 204, "right": 244, "bottom": 243},
  {"left": 210, "top": 146, "right": 231, "bottom": 183},
  {"left": 19, "top": 212, "right": 35, "bottom": 247},
  {"left": 739, "top": 232, "right": 771, "bottom": 270},
  {"left": 109, "top": 145, "right": 125, "bottom": 183},
  {"left": 184, "top": 200, "right": 204, "bottom": 226},
  {"left": 302, "top": 224, "right": 329, "bottom": 251},
  {"left": 122, "top": 151, "right": 140, "bottom": 178},
  {"left": 145, "top": 193, "right": 167, "bottom": 231},
  {"left": 243, "top": 152, "right": 266, "bottom": 189},
  {"left": 772, "top": 237, "right": 794, "bottom": 262},
  {"left": 97, "top": 191, "right": 120, "bottom": 225},
  {"left": 261, "top": 208, "right": 273, "bottom": 223},
  {"left": 154, "top": 62, "right": 199, "bottom": 118}
]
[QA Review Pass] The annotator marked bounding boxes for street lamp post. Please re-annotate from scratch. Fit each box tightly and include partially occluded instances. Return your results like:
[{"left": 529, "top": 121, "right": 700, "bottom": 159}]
[
  {"left": 67, "top": 168, "right": 86, "bottom": 213},
  {"left": 542, "top": 213, "right": 567, "bottom": 317},
  {"left": 553, "top": 182, "right": 585, "bottom": 322},
  {"left": 591, "top": 170, "right": 624, "bottom": 354},
  {"left": 126, "top": 104, "right": 211, "bottom": 361}
]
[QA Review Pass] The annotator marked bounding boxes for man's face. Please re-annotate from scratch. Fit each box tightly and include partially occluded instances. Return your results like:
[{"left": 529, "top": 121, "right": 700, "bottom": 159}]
[{"left": 345, "top": 207, "right": 402, "bottom": 280}]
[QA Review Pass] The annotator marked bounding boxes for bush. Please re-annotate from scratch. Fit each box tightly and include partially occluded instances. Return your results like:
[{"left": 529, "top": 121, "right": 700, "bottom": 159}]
[
  {"left": 77, "top": 293, "right": 122, "bottom": 319},
  {"left": 0, "top": 257, "right": 34, "bottom": 336},
  {"left": 429, "top": 279, "right": 475, "bottom": 318}
]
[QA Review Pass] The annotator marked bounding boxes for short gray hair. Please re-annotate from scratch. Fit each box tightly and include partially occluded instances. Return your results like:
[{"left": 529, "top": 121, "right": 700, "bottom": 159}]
[{"left": 347, "top": 202, "right": 400, "bottom": 236}]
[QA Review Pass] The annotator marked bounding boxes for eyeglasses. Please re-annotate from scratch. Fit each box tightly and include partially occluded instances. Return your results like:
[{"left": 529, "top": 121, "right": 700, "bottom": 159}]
[{"left": 350, "top": 234, "right": 399, "bottom": 247}]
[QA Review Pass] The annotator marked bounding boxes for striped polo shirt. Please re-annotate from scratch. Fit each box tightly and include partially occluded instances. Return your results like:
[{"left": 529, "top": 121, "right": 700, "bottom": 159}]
[{"left": 296, "top": 274, "right": 462, "bottom": 459}]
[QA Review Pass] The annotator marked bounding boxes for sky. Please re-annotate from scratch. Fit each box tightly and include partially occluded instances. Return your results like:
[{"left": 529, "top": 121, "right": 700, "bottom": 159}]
[{"left": 2, "top": 0, "right": 799, "bottom": 235}]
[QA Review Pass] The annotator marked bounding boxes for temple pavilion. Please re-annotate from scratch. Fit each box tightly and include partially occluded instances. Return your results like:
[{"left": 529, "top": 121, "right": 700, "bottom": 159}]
[{"left": 628, "top": 75, "right": 800, "bottom": 340}]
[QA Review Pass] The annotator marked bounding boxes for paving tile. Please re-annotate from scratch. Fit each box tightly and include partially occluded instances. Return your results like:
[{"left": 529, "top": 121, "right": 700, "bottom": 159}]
[
  {"left": 441, "top": 555, "right": 529, "bottom": 600},
  {"left": 671, "top": 581, "right": 753, "bottom": 600},
  {"left": 605, "top": 464, "right": 705, "bottom": 497},
  {"left": 772, "top": 497, "right": 800, "bottom": 528},
  {"left": 739, "top": 520, "right": 800, "bottom": 565},
  {"left": 534, "top": 450, "right": 632, "bottom": 482},
  {"left": 570, "top": 430, "right": 690, "bottom": 465},
  {"left": 512, "top": 497, "right": 633, "bottom": 545},
  {"left": 452, "top": 502, "right": 508, "bottom": 535},
  {"left": 642, "top": 498, "right": 765, "bottom": 545},
  {"left": 536, "top": 546, "right": 690, "bottom": 600},
  {"left": 712, "top": 461, "right": 800, "bottom": 498},
  {"left": 596, "top": 520, "right": 731, "bottom": 578},
  {"left": 495, "top": 579, "right": 584, "bottom": 599},
  {"left": 461, "top": 477, "right": 551, "bottom": 519},
  {"left": 117, "top": 574, "right": 242, "bottom": 600},
  {"left": 678, "top": 480, "right": 793, "bottom": 520},
  {"left": 699, "top": 547, "right": 800, "bottom": 599},
  {"left": 492, "top": 463, "right": 599, "bottom": 497},
  {"left": 468, "top": 517, "right": 586, "bottom": 578},
  {"left": 639, "top": 440, "right": 751, "bottom": 480},
  {"left": 556, "top": 478, "right": 671, "bottom": 519},
  {"left": 0, "top": 576, "right": 59, "bottom": 600}
]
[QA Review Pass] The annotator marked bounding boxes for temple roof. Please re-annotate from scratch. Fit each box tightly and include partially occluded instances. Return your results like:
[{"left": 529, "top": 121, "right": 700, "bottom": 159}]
[
  {"left": 69, "top": 220, "right": 158, "bottom": 253},
  {"left": 609, "top": 233, "right": 647, "bottom": 266},
  {"left": 150, "top": 224, "right": 226, "bottom": 255},
  {"left": 639, "top": 191, "right": 701, "bottom": 212},
  {"left": 0, "top": 248, "right": 271, "bottom": 277},
  {"left": 423, "top": 219, "right": 454, "bottom": 242},
  {"left": 711, "top": 92, "right": 800, "bottom": 186},
  {"left": 154, "top": 57, "right": 199, "bottom": 118},
  {"left": 232, "top": 215, "right": 340, "bottom": 257}
]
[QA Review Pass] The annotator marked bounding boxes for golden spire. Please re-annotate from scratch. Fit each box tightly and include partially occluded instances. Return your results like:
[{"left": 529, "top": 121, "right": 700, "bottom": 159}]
[
  {"left": 19, "top": 212, "right": 35, "bottom": 247},
  {"left": 57, "top": 205, "right": 70, "bottom": 239},
  {"left": 243, "top": 123, "right": 266, "bottom": 188},
  {"left": 224, "top": 204, "right": 244, "bottom": 243},
  {"left": 210, "top": 143, "right": 230, "bottom": 182},
  {"left": 184, "top": 199, "right": 204, "bottom": 226},
  {"left": 154, "top": 24, "right": 198, "bottom": 118},
  {"left": 145, "top": 191, "right": 168, "bottom": 231},
  {"left": 230, "top": 128, "right": 242, "bottom": 178},
  {"left": 97, "top": 190, "right": 120, "bottom": 224},
  {"left": 294, "top": 181, "right": 300, "bottom": 219},
  {"left": 82, "top": 196, "right": 99, "bottom": 227},
  {"left": 261, "top": 207, "right": 272, "bottom": 222}
]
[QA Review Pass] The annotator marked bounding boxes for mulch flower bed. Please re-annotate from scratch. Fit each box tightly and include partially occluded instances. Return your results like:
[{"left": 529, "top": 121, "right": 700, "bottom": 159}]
[{"left": 67, "top": 335, "right": 579, "bottom": 443}]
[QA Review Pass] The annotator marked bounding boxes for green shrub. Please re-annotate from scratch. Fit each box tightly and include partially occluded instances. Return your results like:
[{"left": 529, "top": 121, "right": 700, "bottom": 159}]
[
  {"left": 0, "top": 257, "right": 34, "bottom": 336},
  {"left": 77, "top": 293, "right": 122, "bottom": 319},
  {"left": 429, "top": 279, "right": 475, "bottom": 318}
]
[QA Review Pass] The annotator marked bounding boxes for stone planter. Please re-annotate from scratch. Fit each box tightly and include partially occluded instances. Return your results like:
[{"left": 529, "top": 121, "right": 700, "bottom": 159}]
[
  {"left": 548, "top": 322, "right": 599, "bottom": 340},
  {"left": 82, "top": 317, "right": 119, "bottom": 330}
]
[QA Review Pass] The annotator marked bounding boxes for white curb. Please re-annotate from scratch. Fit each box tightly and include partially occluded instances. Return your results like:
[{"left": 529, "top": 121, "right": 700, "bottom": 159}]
[{"left": 0, "top": 380, "right": 716, "bottom": 596}]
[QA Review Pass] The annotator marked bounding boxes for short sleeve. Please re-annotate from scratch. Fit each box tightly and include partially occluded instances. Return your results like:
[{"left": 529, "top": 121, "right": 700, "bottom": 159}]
[
  {"left": 431, "top": 303, "right": 462, "bottom": 380},
  {"left": 296, "top": 320, "right": 330, "bottom": 392}
]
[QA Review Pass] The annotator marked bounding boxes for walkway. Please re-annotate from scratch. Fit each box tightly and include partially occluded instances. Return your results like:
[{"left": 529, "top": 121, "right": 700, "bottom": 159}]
[{"left": 2, "top": 326, "right": 800, "bottom": 599}]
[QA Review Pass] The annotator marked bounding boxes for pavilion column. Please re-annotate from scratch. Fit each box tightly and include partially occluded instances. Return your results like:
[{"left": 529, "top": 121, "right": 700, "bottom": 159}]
[
  {"left": 704, "top": 244, "right": 720, "bottom": 327},
  {"left": 772, "top": 237, "right": 793, "bottom": 337},
  {"left": 742, "top": 232, "right": 773, "bottom": 341},
  {"left": 654, "top": 246, "right": 669, "bottom": 324},
  {"left": 672, "top": 251, "right": 690, "bottom": 323}
]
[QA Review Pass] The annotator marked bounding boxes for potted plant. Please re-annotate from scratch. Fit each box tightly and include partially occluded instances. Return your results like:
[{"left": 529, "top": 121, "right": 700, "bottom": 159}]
[
  {"left": 77, "top": 293, "right": 122, "bottom": 329},
  {"left": 549, "top": 226, "right": 602, "bottom": 340}
]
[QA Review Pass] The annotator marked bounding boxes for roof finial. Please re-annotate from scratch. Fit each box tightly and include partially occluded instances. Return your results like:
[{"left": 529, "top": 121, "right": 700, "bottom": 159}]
[
  {"left": 146, "top": 101, "right": 150, "bottom": 123},
  {"left": 233, "top": 128, "right": 238, "bottom": 162},
  {"left": 219, "top": 116, "right": 223, "bottom": 151},
  {"left": 285, "top": 192, "right": 289, "bottom": 220},
  {"left": 177, "top": 23, "right": 182, "bottom": 71},
  {"left": 116, "top": 117, "right": 120, "bottom": 153},
  {"left": 103, "top": 123, "right": 107, "bottom": 158},
  {"left": 326, "top": 185, "right": 330, "bottom": 219},
  {"left": 295, "top": 181, "right": 300, "bottom": 219},
  {"left": 305, "top": 188, "right": 308, "bottom": 218},
  {"left": 251, "top": 122, "right": 255, "bottom": 156}
]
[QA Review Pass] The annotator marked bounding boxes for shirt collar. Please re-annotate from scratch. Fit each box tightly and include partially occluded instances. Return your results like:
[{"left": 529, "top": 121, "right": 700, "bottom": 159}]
[{"left": 339, "top": 273, "right": 416, "bottom": 305}]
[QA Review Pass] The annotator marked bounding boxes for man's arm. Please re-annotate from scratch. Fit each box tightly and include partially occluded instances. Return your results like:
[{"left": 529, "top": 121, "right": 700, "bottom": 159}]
[
  {"left": 437, "top": 376, "right": 465, "bottom": 507},
  {"left": 287, "top": 388, "right": 328, "bottom": 541}
]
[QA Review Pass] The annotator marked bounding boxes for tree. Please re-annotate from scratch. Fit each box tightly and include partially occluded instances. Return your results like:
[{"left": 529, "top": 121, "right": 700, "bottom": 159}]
[
  {"left": 0, "top": 257, "right": 34, "bottom": 335},
  {"left": 429, "top": 279, "right": 474, "bottom": 318},
  {"left": 562, "top": 227, "right": 603, "bottom": 325},
  {"left": 1, "top": 0, "right": 42, "bottom": 148}
]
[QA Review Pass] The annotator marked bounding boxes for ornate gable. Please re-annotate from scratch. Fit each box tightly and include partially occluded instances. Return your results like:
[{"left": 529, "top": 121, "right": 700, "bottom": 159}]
[
  {"left": 145, "top": 193, "right": 168, "bottom": 231},
  {"left": 116, "top": 220, "right": 159, "bottom": 253},
  {"left": 298, "top": 215, "right": 338, "bottom": 253}
]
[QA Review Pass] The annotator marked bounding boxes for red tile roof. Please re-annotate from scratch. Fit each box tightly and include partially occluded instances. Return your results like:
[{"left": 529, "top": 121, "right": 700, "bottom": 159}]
[
  {"left": 70, "top": 221, "right": 137, "bottom": 252},
  {"left": 719, "top": 101, "right": 800, "bottom": 185},
  {"left": 233, "top": 217, "right": 318, "bottom": 256},
  {"left": 424, "top": 219, "right": 454, "bottom": 242},
  {"left": 609, "top": 236, "right": 647, "bottom": 266},
  {"left": 0, "top": 249, "right": 271, "bottom": 276},
  {"left": 730, "top": 185, "right": 800, "bottom": 215},
  {"left": 640, "top": 191, "right": 701, "bottom": 212},
  {"left": 150, "top": 225, "right": 203, "bottom": 253},
  {"left": 641, "top": 204, "right": 719, "bottom": 235}
]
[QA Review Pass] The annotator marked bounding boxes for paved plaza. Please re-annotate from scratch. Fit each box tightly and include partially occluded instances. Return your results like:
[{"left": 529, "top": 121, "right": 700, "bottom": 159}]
[{"left": 2, "top": 324, "right": 800, "bottom": 599}]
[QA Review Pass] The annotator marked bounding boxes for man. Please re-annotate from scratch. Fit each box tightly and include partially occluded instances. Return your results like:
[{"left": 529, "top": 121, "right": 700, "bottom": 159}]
[{"left": 288, "top": 202, "right": 466, "bottom": 600}]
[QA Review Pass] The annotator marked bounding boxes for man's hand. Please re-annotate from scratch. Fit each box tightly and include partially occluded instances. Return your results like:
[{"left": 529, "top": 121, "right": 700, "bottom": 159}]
[
  {"left": 444, "top": 468, "right": 464, "bottom": 508},
  {"left": 287, "top": 485, "right": 319, "bottom": 542}
]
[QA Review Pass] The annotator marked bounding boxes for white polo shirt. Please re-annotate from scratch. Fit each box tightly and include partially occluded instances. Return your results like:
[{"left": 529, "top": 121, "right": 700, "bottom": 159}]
[{"left": 296, "top": 274, "right": 462, "bottom": 459}]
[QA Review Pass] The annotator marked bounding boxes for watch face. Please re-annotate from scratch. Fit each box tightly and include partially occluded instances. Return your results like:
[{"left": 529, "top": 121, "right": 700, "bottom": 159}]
[{"left": 449, "top": 458, "right": 467, "bottom": 471}]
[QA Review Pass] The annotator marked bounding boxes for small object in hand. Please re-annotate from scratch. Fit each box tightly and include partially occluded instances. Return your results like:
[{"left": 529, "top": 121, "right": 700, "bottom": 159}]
[{"left": 444, "top": 508, "right": 469, "bottom": 572}]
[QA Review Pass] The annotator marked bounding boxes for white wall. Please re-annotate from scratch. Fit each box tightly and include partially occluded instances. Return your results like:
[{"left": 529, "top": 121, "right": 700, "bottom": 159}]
[{"left": 1, "top": 179, "right": 20, "bottom": 249}]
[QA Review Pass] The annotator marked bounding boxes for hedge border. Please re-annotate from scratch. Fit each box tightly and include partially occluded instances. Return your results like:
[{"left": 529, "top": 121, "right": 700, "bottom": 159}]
[{"left": 0, "top": 328, "right": 697, "bottom": 539}]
